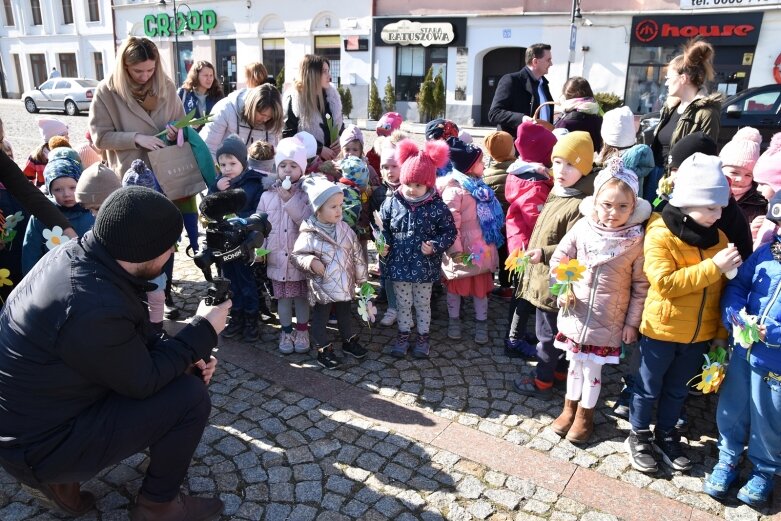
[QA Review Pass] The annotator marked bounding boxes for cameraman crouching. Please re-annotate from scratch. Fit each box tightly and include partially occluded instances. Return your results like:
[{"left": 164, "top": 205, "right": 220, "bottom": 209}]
[{"left": 0, "top": 187, "right": 231, "bottom": 520}]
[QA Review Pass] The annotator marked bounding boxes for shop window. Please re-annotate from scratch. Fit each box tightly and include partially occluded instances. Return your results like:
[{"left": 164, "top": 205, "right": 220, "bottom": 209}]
[
  {"left": 395, "top": 46, "right": 447, "bottom": 103},
  {"left": 3, "top": 0, "right": 14, "bottom": 26},
  {"left": 61, "top": 0, "right": 73, "bottom": 24},
  {"left": 87, "top": 0, "right": 100, "bottom": 22},
  {"left": 30, "top": 0, "right": 42, "bottom": 25},
  {"left": 59, "top": 53, "right": 77, "bottom": 78},
  {"left": 624, "top": 45, "right": 678, "bottom": 115},
  {"left": 93, "top": 52, "right": 104, "bottom": 81},
  {"left": 29, "top": 54, "right": 47, "bottom": 86},
  {"left": 262, "top": 38, "right": 285, "bottom": 79},
  {"left": 315, "top": 35, "right": 340, "bottom": 84}
]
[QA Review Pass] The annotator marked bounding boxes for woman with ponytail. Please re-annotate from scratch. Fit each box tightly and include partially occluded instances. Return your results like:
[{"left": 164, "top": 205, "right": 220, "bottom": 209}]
[{"left": 651, "top": 38, "right": 722, "bottom": 171}]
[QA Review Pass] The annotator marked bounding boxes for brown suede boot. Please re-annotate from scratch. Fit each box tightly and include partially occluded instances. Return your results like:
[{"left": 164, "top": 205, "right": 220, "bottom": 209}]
[
  {"left": 29, "top": 482, "right": 95, "bottom": 516},
  {"left": 551, "top": 398, "right": 579, "bottom": 437},
  {"left": 566, "top": 404, "right": 595, "bottom": 444},
  {"left": 129, "top": 492, "right": 224, "bottom": 521}
]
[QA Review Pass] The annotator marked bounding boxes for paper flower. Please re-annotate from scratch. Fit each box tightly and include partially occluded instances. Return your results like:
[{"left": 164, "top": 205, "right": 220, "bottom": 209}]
[
  {"left": 727, "top": 308, "right": 761, "bottom": 349},
  {"left": 550, "top": 257, "right": 586, "bottom": 314},
  {"left": 42, "top": 226, "right": 71, "bottom": 251},
  {"left": 357, "top": 282, "right": 377, "bottom": 326},
  {"left": 255, "top": 247, "right": 271, "bottom": 257},
  {"left": 4, "top": 211, "right": 23, "bottom": 230},
  {"left": 505, "top": 248, "right": 530, "bottom": 278},
  {"left": 372, "top": 211, "right": 387, "bottom": 257},
  {"left": 688, "top": 347, "right": 727, "bottom": 394},
  {"left": 0, "top": 268, "right": 12, "bottom": 287}
]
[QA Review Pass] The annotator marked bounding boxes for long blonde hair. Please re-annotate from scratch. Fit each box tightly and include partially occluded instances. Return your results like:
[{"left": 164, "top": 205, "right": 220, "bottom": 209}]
[
  {"left": 110, "top": 36, "right": 171, "bottom": 104},
  {"left": 294, "top": 54, "right": 329, "bottom": 127},
  {"left": 181, "top": 60, "right": 223, "bottom": 98},
  {"left": 242, "top": 84, "right": 283, "bottom": 134}
]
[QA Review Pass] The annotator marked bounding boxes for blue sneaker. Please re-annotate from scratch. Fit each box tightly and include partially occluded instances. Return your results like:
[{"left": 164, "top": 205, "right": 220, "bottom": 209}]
[
  {"left": 702, "top": 463, "right": 738, "bottom": 499},
  {"left": 504, "top": 338, "right": 537, "bottom": 360},
  {"left": 737, "top": 471, "right": 774, "bottom": 507}
]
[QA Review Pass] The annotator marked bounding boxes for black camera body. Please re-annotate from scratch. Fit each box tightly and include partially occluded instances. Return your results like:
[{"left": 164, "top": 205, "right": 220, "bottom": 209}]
[{"left": 193, "top": 190, "right": 272, "bottom": 305}]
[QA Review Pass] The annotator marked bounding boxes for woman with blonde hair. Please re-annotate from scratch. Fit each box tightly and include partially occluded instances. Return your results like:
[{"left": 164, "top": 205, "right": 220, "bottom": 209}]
[
  {"left": 177, "top": 60, "right": 224, "bottom": 130},
  {"left": 199, "top": 83, "right": 283, "bottom": 161},
  {"left": 282, "top": 54, "right": 343, "bottom": 160},
  {"left": 245, "top": 61, "right": 270, "bottom": 88},
  {"left": 88, "top": 36, "right": 180, "bottom": 174}
]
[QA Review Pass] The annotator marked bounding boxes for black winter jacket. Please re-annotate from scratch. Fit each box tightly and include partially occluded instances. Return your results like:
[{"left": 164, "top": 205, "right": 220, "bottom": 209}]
[
  {"left": 488, "top": 67, "right": 553, "bottom": 139},
  {"left": 0, "top": 232, "right": 217, "bottom": 449}
]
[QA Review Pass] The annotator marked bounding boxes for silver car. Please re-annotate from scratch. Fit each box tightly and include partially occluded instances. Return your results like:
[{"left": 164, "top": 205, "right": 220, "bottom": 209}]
[{"left": 22, "top": 78, "right": 99, "bottom": 116}]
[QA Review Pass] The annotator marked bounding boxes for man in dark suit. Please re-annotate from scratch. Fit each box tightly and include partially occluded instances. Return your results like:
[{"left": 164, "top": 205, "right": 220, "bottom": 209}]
[{"left": 488, "top": 44, "right": 554, "bottom": 139}]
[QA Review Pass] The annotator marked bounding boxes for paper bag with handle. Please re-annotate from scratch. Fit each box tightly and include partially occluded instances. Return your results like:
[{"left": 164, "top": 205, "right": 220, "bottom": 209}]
[{"left": 147, "top": 141, "right": 206, "bottom": 200}]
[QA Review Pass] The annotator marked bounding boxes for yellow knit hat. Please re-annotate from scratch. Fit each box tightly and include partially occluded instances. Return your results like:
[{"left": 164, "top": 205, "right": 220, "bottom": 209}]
[{"left": 551, "top": 131, "right": 594, "bottom": 176}]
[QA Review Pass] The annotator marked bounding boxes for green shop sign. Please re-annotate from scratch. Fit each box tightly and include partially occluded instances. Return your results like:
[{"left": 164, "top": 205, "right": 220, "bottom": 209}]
[{"left": 143, "top": 9, "right": 217, "bottom": 37}]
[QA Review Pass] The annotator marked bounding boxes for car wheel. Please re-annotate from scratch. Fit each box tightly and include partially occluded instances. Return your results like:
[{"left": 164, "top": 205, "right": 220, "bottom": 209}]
[
  {"left": 24, "top": 98, "right": 38, "bottom": 113},
  {"left": 64, "top": 100, "right": 79, "bottom": 116}
]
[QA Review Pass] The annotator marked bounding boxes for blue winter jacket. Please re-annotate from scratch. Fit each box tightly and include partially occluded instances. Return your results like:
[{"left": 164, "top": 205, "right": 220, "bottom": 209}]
[
  {"left": 721, "top": 239, "right": 781, "bottom": 372},
  {"left": 177, "top": 88, "right": 220, "bottom": 125},
  {"left": 22, "top": 204, "right": 94, "bottom": 275},
  {"left": 380, "top": 190, "right": 456, "bottom": 283},
  {"left": 208, "top": 168, "right": 268, "bottom": 219}
]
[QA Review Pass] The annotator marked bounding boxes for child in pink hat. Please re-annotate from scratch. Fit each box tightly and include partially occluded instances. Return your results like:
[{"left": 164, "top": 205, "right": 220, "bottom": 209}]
[
  {"left": 751, "top": 132, "right": 781, "bottom": 248},
  {"left": 720, "top": 127, "right": 765, "bottom": 225}
]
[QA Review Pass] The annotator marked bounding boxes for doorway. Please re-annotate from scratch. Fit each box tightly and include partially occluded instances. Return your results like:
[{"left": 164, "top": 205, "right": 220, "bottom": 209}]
[
  {"left": 481, "top": 47, "right": 524, "bottom": 126},
  {"left": 216, "top": 39, "right": 237, "bottom": 96}
]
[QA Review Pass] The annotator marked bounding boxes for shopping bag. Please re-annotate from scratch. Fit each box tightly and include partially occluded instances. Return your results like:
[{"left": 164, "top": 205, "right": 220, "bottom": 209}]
[{"left": 147, "top": 142, "right": 206, "bottom": 200}]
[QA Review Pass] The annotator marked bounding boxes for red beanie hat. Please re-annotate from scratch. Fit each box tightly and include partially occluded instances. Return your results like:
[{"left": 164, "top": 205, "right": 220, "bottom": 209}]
[
  {"left": 397, "top": 139, "right": 450, "bottom": 188},
  {"left": 515, "top": 120, "right": 557, "bottom": 167}
]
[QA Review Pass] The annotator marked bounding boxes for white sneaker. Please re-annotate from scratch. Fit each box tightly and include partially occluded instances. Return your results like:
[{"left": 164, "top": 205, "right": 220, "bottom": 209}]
[
  {"left": 294, "top": 330, "right": 310, "bottom": 353},
  {"left": 380, "top": 308, "right": 397, "bottom": 326},
  {"left": 279, "top": 331, "right": 294, "bottom": 354}
]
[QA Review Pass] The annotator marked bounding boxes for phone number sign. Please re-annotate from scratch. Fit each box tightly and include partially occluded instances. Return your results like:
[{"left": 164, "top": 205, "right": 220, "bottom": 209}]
[{"left": 682, "top": 0, "right": 781, "bottom": 8}]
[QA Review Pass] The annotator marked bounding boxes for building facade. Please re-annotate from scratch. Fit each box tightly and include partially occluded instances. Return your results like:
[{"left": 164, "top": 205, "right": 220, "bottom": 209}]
[{"left": 0, "top": 0, "right": 115, "bottom": 98}]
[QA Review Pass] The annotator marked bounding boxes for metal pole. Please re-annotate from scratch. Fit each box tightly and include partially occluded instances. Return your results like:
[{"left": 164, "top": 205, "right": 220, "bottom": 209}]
[
  {"left": 565, "top": 0, "right": 576, "bottom": 80},
  {"left": 173, "top": 0, "right": 180, "bottom": 84}
]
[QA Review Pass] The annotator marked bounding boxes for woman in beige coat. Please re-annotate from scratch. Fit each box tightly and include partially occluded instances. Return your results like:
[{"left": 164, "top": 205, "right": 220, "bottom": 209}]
[{"left": 88, "top": 36, "right": 182, "bottom": 175}]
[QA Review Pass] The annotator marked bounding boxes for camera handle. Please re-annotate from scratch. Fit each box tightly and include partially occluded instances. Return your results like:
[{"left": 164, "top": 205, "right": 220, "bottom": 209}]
[{"left": 205, "top": 276, "right": 232, "bottom": 306}]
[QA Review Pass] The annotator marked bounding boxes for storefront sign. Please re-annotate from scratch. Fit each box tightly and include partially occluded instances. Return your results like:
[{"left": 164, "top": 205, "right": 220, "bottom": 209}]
[
  {"left": 632, "top": 12, "right": 763, "bottom": 46},
  {"left": 143, "top": 9, "right": 217, "bottom": 37},
  {"left": 681, "top": 0, "right": 781, "bottom": 9},
  {"left": 373, "top": 17, "right": 467, "bottom": 47}
]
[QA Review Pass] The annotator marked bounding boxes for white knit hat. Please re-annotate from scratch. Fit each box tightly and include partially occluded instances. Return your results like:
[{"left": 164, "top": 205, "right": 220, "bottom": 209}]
[
  {"left": 295, "top": 131, "right": 318, "bottom": 159},
  {"left": 669, "top": 153, "right": 730, "bottom": 208},
  {"left": 719, "top": 126, "right": 761, "bottom": 171},
  {"left": 302, "top": 175, "right": 342, "bottom": 213},
  {"left": 600, "top": 106, "right": 636, "bottom": 149},
  {"left": 274, "top": 137, "right": 307, "bottom": 175}
]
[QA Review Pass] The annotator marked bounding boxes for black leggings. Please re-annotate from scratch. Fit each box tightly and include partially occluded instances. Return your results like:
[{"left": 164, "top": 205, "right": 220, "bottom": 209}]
[{"left": 310, "top": 301, "right": 353, "bottom": 347}]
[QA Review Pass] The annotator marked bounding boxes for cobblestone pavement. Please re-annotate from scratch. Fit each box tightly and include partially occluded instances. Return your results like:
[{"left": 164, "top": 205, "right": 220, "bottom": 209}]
[{"left": 3, "top": 251, "right": 780, "bottom": 521}]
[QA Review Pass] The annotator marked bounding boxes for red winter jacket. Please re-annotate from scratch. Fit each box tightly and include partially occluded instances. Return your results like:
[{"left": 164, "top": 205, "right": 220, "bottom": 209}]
[{"left": 505, "top": 166, "right": 553, "bottom": 253}]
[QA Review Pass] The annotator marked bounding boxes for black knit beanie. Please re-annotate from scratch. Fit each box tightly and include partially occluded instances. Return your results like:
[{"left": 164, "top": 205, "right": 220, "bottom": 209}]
[
  {"left": 216, "top": 134, "right": 248, "bottom": 171},
  {"left": 668, "top": 131, "right": 717, "bottom": 170},
  {"left": 94, "top": 186, "right": 183, "bottom": 262}
]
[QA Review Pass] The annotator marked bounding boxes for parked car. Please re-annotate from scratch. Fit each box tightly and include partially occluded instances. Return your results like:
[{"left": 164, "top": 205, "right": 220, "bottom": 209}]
[
  {"left": 638, "top": 83, "right": 781, "bottom": 151},
  {"left": 21, "top": 78, "right": 99, "bottom": 116}
]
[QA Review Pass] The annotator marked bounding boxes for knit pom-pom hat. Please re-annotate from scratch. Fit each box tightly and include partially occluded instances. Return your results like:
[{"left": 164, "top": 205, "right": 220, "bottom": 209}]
[
  {"left": 753, "top": 132, "right": 781, "bottom": 193},
  {"left": 719, "top": 126, "right": 761, "bottom": 171},
  {"left": 397, "top": 139, "right": 450, "bottom": 188}
]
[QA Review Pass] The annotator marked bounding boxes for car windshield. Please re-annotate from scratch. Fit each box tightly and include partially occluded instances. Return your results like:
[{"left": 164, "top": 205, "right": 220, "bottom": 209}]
[{"left": 74, "top": 79, "right": 99, "bottom": 87}]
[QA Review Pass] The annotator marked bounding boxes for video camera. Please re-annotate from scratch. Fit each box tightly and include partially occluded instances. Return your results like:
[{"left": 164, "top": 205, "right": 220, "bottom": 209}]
[{"left": 192, "top": 189, "right": 272, "bottom": 305}]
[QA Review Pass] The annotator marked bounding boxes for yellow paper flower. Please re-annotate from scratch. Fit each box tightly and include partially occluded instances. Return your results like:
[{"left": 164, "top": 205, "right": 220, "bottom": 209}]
[
  {"left": 696, "top": 363, "right": 725, "bottom": 394},
  {"left": 0, "top": 268, "right": 12, "bottom": 287},
  {"left": 555, "top": 258, "right": 586, "bottom": 283}
]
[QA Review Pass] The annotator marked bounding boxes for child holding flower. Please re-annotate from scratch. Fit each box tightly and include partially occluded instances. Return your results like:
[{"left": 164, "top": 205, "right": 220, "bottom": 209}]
[{"left": 548, "top": 160, "right": 651, "bottom": 444}]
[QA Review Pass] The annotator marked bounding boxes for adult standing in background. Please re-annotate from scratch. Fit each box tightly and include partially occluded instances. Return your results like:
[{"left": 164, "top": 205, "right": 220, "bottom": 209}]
[
  {"left": 488, "top": 43, "right": 554, "bottom": 140},
  {"left": 177, "top": 60, "right": 224, "bottom": 131},
  {"left": 245, "top": 61, "right": 272, "bottom": 88},
  {"left": 282, "top": 54, "right": 343, "bottom": 161},
  {"left": 88, "top": 36, "right": 182, "bottom": 176},
  {"left": 48, "top": 67, "right": 61, "bottom": 79},
  {"left": 200, "top": 83, "right": 283, "bottom": 161}
]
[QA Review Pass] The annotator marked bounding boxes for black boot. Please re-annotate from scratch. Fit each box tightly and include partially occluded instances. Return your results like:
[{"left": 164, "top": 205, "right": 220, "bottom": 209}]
[
  {"left": 243, "top": 312, "right": 260, "bottom": 343},
  {"left": 222, "top": 312, "right": 245, "bottom": 339}
]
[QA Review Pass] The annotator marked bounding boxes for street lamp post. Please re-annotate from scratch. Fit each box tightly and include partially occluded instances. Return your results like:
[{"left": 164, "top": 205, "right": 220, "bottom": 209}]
[
  {"left": 158, "top": 0, "right": 186, "bottom": 84},
  {"left": 565, "top": 0, "right": 582, "bottom": 80}
]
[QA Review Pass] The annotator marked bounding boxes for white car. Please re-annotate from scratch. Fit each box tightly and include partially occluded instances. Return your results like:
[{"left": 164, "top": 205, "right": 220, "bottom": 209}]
[{"left": 22, "top": 77, "right": 99, "bottom": 116}]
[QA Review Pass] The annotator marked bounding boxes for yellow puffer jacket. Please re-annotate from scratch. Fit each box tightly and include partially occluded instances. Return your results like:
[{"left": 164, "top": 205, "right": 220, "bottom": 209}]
[{"left": 640, "top": 213, "right": 728, "bottom": 342}]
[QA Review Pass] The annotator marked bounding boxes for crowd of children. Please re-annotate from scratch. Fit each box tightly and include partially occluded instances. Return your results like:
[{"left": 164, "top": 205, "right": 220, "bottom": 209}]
[{"left": 4, "top": 102, "right": 781, "bottom": 509}]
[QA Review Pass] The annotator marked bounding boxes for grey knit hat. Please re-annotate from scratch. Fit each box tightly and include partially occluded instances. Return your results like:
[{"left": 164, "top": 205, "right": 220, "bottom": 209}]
[
  {"left": 669, "top": 153, "right": 729, "bottom": 208},
  {"left": 94, "top": 186, "right": 183, "bottom": 262},
  {"left": 216, "top": 134, "right": 248, "bottom": 171},
  {"left": 302, "top": 175, "right": 342, "bottom": 214}
]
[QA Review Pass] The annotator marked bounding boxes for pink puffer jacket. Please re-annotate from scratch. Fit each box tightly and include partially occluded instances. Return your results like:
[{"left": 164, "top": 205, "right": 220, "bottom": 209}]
[
  {"left": 256, "top": 183, "right": 312, "bottom": 282},
  {"left": 437, "top": 174, "right": 498, "bottom": 280},
  {"left": 550, "top": 198, "right": 651, "bottom": 348}
]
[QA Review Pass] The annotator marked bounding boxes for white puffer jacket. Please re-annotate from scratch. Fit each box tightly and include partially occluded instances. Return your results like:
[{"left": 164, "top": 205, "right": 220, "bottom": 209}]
[
  {"left": 256, "top": 182, "right": 311, "bottom": 283},
  {"left": 291, "top": 218, "right": 367, "bottom": 306}
]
